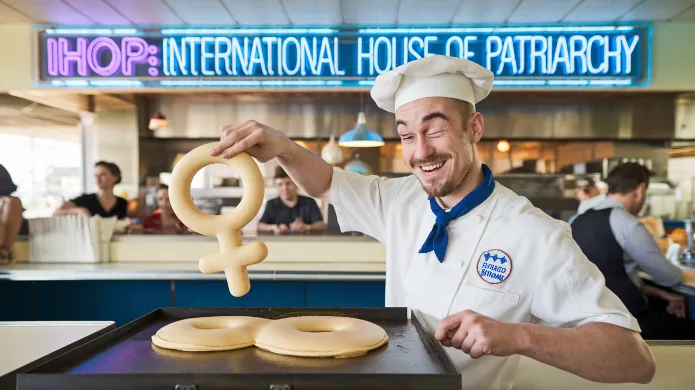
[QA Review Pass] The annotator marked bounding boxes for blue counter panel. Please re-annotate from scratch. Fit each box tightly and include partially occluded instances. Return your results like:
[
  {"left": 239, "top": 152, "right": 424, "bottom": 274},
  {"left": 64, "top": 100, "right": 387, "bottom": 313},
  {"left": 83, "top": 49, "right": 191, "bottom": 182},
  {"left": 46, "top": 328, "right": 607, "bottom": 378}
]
[
  {"left": 34, "top": 280, "right": 170, "bottom": 326},
  {"left": 0, "top": 280, "right": 34, "bottom": 321},
  {"left": 0, "top": 280, "right": 387, "bottom": 325},
  {"left": 305, "top": 281, "right": 385, "bottom": 308},
  {"left": 173, "top": 280, "right": 306, "bottom": 308}
]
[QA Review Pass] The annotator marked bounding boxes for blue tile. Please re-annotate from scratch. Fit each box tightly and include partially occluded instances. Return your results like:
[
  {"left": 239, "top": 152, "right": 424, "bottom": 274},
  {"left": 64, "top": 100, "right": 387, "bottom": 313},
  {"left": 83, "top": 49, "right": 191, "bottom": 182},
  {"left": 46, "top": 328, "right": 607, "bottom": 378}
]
[{"left": 174, "top": 280, "right": 306, "bottom": 308}]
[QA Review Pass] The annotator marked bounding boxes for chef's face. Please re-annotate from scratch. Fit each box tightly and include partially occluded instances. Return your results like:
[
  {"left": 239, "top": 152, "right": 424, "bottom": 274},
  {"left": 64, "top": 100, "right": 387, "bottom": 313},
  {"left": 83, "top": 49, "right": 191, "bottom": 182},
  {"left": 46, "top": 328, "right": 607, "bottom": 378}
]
[
  {"left": 395, "top": 97, "right": 483, "bottom": 198},
  {"left": 275, "top": 177, "right": 298, "bottom": 201}
]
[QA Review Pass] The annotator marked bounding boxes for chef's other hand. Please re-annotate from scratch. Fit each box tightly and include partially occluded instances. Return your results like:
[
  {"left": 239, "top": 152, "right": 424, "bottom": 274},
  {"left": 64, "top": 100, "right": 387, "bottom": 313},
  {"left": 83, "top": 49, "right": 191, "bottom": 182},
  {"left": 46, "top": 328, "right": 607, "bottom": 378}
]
[
  {"left": 210, "top": 120, "right": 291, "bottom": 162},
  {"left": 435, "top": 310, "right": 521, "bottom": 359},
  {"left": 290, "top": 218, "right": 306, "bottom": 233}
]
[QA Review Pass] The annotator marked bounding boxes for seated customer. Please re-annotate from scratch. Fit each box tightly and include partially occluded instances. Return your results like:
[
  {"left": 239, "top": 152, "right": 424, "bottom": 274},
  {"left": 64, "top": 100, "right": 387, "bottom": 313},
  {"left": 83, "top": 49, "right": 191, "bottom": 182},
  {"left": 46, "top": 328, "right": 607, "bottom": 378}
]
[
  {"left": 258, "top": 166, "right": 326, "bottom": 234},
  {"left": 56, "top": 161, "right": 128, "bottom": 219},
  {"left": 143, "top": 184, "right": 186, "bottom": 234},
  {"left": 570, "top": 162, "right": 695, "bottom": 339},
  {"left": 0, "top": 164, "right": 24, "bottom": 263},
  {"left": 568, "top": 179, "right": 606, "bottom": 224}
]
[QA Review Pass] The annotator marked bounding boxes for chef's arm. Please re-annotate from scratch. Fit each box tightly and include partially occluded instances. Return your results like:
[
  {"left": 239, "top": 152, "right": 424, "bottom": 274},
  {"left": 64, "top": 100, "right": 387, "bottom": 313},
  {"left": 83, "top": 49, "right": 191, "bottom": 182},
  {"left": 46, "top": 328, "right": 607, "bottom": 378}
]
[
  {"left": 515, "top": 321, "right": 655, "bottom": 384},
  {"left": 276, "top": 141, "right": 334, "bottom": 203},
  {"left": 210, "top": 121, "right": 334, "bottom": 203}
]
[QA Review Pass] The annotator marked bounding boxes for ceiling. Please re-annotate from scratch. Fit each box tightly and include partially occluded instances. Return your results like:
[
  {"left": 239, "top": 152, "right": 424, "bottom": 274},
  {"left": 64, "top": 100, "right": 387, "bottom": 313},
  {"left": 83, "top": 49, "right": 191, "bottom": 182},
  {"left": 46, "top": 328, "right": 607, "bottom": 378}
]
[
  {"left": 0, "top": 94, "right": 80, "bottom": 126},
  {"left": 0, "top": 0, "right": 694, "bottom": 26}
]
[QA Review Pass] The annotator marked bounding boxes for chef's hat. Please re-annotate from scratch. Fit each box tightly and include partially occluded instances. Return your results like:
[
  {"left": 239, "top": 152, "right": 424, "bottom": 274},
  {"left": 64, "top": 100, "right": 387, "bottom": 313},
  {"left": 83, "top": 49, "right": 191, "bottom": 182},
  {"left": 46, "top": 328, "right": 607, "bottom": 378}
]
[{"left": 370, "top": 55, "right": 494, "bottom": 113}]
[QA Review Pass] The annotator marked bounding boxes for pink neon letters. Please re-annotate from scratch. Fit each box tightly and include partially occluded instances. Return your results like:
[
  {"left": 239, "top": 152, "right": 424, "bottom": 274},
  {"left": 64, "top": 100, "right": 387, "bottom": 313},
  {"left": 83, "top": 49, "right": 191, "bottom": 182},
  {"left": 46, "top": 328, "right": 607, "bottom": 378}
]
[{"left": 45, "top": 36, "right": 157, "bottom": 77}]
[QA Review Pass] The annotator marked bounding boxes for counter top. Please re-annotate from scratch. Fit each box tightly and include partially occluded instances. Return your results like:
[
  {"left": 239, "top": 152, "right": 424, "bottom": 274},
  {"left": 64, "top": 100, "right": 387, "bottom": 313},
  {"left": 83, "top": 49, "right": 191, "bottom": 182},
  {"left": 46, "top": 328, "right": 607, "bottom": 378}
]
[
  {"left": 112, "top": 232, "right": 376, "bottom": 242},
  {"left": 639, "top": 265, "right": 695, "bottom": 296},
  {"left": 0, "top": 262, "right": 386, "bottom": 281}
]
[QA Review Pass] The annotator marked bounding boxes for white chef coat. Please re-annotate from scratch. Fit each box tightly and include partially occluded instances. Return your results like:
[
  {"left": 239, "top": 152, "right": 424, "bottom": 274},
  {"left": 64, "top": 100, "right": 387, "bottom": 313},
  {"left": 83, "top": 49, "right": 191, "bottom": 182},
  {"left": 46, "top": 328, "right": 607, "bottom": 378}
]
[{"left": 329, "top": 168, "right": 641, "bottom": 390}]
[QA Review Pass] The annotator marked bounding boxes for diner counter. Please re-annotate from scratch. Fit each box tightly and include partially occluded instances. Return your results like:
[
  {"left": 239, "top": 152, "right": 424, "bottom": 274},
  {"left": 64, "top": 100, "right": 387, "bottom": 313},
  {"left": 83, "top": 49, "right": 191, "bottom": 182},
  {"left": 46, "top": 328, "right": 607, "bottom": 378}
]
[{"left": 9, "top": 233, "right": 386, "bottom": 274}]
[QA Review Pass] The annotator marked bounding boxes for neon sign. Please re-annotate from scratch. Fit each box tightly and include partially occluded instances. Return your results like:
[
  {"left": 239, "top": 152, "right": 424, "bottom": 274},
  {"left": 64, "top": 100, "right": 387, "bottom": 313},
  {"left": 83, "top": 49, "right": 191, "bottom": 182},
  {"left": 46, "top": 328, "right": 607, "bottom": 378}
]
[{"left": 35, "top": 25, "right": 651, "bottom": 88}]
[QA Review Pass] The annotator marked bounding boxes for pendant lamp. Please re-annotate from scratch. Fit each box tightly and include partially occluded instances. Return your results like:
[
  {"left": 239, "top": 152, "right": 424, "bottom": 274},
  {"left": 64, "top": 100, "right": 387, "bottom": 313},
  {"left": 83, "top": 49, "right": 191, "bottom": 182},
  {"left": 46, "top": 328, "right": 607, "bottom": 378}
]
[
  {"left": 338, "top": 112, "right": 385, "bottom": 147},
  {"left": 339, "top": 93, "right": 384, "bottom": 148},
  {"left": 148, "top": 112, "right": 168, "bottom": 130},
  {"left": 321, "top": 134, "right": 344, "bottom": 165}
]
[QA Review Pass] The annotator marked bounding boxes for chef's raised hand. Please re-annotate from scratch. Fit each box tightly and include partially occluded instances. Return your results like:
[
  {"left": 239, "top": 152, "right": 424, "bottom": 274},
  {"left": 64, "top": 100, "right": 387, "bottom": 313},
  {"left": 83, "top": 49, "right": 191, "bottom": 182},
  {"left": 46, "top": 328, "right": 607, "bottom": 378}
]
[
  {"left": 209, "top": 120, "right": 292, "bottom": 162},
  {"left": 435, "top": 310, "right": 522, "bottom": 359}
]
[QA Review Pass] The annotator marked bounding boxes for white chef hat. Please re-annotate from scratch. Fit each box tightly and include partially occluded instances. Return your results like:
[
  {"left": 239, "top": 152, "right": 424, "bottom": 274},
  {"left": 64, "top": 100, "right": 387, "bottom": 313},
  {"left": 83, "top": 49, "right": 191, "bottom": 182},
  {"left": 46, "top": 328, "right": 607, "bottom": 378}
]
[{"left": 370, "top": 55, "right": 494, "bottom": 113}]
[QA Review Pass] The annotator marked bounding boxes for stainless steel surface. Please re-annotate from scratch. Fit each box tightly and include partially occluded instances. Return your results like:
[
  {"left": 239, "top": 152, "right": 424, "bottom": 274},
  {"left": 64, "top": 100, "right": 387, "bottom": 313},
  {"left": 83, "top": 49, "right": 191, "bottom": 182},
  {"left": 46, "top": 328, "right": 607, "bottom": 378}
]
[
  {"left": 149, "top": 94, "right": 395, "bottom": 139},
  {"left": 676, "top": 94, "right": 695, "bottom": 140},
  {"left": 681, "top": 220, "right": 695, "bottom": 266},
  {"left": 146, "top": 93, "right": 682, "bottom": 141}
]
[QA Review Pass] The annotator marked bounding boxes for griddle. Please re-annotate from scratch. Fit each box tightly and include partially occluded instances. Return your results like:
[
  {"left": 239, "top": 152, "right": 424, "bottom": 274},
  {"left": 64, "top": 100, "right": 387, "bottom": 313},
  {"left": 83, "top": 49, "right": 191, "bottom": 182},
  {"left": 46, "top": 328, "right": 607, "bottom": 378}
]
[{"left": 15, "top": 307, "right": 461, "bottom": 390}]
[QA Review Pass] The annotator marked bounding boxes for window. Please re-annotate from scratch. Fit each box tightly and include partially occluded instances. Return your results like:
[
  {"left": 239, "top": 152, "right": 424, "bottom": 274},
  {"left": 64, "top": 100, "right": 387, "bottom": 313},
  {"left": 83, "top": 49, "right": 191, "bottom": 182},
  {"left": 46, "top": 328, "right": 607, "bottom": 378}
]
[{"left": 0, "top": 128, "right": 83, "bottom": 218}]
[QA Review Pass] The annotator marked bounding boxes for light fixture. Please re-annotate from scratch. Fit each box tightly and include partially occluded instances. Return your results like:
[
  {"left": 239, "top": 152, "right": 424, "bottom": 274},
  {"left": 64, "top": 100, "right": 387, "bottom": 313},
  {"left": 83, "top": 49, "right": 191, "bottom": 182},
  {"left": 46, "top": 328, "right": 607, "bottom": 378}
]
[
  {"left": 321, "top": 134, "right": 344, "bottom": 165},
  {"left": 497, "top": 140, "right": 510, "bottom": 153},
  {"left": 339, "top": 112, "right": 384, "bottom": 147},
  {"left": 148, "top": 112, "right": 168, "bottom": 130}
]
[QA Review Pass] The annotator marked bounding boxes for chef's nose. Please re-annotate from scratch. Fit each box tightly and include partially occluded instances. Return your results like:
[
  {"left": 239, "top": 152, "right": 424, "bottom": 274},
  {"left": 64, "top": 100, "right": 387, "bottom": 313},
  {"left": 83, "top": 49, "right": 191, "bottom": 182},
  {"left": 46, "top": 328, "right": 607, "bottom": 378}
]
[{"left": 414, "top": 137, "right": 435, "bottom": 161}]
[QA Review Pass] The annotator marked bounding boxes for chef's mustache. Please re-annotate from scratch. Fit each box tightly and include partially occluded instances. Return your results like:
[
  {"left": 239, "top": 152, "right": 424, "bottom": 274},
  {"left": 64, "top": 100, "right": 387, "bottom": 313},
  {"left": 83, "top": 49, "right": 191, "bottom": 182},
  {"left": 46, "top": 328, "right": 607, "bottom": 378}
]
[{"left": 411, "top": 153, "right": 452, "bottom": 167}]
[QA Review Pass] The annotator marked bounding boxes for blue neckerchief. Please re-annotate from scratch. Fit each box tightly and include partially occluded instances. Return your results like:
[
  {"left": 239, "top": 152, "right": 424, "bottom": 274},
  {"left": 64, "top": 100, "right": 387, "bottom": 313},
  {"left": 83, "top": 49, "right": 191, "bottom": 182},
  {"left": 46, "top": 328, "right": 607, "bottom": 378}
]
[{"left": 418, "top": 164, "right": 495, "bottom": 263}]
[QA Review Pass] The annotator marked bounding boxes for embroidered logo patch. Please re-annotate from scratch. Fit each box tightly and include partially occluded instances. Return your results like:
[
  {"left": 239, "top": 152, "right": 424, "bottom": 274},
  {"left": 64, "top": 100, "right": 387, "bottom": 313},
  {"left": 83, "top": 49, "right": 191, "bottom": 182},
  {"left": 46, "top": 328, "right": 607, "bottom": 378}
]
[{"left": 476, "top": 249, "right": 512, "bottom": 284}]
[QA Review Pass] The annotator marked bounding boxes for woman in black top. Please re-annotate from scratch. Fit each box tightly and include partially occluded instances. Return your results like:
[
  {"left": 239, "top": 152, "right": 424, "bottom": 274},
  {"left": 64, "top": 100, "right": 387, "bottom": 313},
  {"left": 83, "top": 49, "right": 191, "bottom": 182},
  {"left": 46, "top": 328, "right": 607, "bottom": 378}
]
[{"left": 55, "top": 161, "right": 128, "bottom": 219}]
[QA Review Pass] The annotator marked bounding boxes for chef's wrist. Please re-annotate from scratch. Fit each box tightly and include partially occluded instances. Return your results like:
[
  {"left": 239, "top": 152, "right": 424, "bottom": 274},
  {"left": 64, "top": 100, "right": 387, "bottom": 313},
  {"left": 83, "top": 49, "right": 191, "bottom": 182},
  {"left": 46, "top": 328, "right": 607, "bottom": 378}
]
[{"left": 511, "top": 323, "right": 533, "bottom": 355}]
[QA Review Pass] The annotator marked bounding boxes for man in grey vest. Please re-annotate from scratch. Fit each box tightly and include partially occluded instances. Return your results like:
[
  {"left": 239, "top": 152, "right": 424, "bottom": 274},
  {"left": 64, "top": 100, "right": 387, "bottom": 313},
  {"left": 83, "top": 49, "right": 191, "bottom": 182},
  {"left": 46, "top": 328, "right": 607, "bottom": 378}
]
[{"left": 571, "top": 162, "right": 695, "bottom": 339}]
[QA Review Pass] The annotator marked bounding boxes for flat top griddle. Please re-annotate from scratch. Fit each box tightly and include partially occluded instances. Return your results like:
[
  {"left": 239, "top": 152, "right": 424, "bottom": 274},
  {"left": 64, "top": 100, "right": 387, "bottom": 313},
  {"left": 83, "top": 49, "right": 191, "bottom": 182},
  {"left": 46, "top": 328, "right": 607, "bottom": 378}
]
[{"left": 16, "top": 307, "right": 461, "bottom": 390}]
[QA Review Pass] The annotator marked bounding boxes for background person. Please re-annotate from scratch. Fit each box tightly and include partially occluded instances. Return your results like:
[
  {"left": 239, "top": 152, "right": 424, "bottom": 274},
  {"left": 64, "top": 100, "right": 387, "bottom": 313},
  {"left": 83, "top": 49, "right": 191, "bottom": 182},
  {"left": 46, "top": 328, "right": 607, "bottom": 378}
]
[
  {"left": 571, "top": 162, "right": 695, "bottom": 340},
  {"left": 0, "top": 164, "right": 24, "bottom": 263},
  {"left": 55, "top": 161, "right": 128, "bottom": 219},
  {"left": 142, "top": 184, "right": 186, "bottom": 234},
  {"left": 257, "top": 166, "right": 325, "bottom": 234}
]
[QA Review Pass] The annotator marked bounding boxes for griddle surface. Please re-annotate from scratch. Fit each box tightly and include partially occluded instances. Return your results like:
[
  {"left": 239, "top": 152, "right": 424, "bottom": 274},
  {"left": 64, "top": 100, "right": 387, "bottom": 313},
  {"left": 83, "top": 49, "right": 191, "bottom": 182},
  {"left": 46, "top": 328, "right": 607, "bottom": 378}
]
[{"left": 63, "top": 314, "right": 447, "bottom": 375}]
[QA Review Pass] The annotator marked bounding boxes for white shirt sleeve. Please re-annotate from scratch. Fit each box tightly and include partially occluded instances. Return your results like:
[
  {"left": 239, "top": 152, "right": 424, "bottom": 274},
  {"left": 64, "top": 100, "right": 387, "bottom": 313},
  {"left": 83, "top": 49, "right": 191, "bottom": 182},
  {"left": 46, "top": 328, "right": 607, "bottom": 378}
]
[
  {"left": 329, "top": 168, "right": 406, "bottom": 243},
  {"left": 530, "top": 224, "right": 641, "bottom": 332}
]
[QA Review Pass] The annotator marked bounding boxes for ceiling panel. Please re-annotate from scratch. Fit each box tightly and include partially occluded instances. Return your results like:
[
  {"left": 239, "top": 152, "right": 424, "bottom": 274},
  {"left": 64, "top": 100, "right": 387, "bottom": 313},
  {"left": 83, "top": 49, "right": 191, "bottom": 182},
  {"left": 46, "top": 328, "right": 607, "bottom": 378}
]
[
  {"left": 342, "top": 0, "right": 399, "bottom": 25},
  {"left": 398, "top": 0, "right": 462, "bottom": 24},
  {"left": 222, "top": 0, "right": 289, "bottom": 25},
  {"left": 563, "top": 0, "right": 642, "bottom": 22},
  {"left": 673, "top": 4, "right": 695, "bottom": 20},
  {"left": 620, "top": 0, "right": 695, "bottom": 21},
  {"left": 509, "top": 0, "right": 582, "bottom": 23},
  {"left": 65, "top": 0, "right": 132, "bottom": 25},
  {"left": 2, "top": 0, "right": 93, "bottom": 24},
  {"left": 0, "top": 2, "right": 33, "bottom": 23},
  {"left": 165, "top": 0, "right": 235, "bottom": 25},
  {"left": 453, "top": 0, "right": 519, "bottom": 24},
  {"left": 283, "top": 0, "right": 341, "bottom": 25},
  {"left": 103, "top": 0, "right": 182, "bottom": 25}
]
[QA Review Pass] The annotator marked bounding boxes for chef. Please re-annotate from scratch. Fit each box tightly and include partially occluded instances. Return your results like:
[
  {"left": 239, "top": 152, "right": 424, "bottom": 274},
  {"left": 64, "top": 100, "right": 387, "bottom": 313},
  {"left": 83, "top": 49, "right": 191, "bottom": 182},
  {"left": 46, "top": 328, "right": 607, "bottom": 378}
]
[{"left": 208, "top": 55, "right": 655, "bottom": 389}]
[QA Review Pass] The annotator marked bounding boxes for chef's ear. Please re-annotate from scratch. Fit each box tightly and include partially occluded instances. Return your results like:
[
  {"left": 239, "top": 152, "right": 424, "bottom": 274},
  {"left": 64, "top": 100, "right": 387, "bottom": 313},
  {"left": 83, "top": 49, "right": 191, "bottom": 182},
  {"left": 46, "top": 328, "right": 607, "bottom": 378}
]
[{"left": 467, "top": 112, "right": 484, "bottom": 144}]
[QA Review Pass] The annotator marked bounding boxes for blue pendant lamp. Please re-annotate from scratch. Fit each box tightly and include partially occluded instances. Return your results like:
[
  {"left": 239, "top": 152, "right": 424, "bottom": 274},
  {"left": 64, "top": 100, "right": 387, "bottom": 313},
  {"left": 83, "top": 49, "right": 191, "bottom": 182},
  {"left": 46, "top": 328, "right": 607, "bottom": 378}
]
[{"left": 338, "top": 112, "right": 385, "bottom": 147}]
